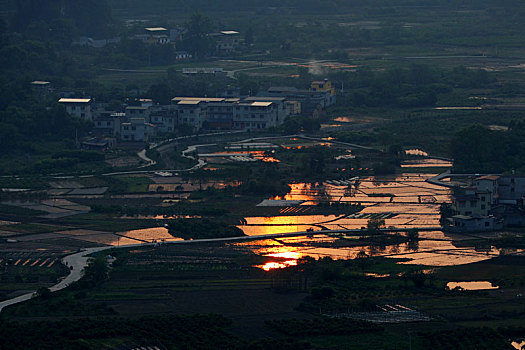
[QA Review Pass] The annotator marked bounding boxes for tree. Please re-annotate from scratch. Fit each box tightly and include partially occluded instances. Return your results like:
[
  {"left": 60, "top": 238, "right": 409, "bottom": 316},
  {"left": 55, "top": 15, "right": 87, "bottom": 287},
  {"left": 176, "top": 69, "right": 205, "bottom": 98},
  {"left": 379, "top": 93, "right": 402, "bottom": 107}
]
[
  {"left": 355, "top": 250, "right": 369, "bottom": 271},
  {"left": 84, "top": 255, "right": 109, "bottom": 284},
  {"left": 181, "top": 12, "right": 214, "bottom": 57},
  {"left": 407, "top": 229, "right": 419, "bottom": 242},
  {"left": 367, "top": 217, "right": 385, "bottom": 234},
  {"left": 36, "top": 286, "right": 51, "bottom": 299},
  {"left": 245, "top": 27, "right": 254, "bottom": 45}
]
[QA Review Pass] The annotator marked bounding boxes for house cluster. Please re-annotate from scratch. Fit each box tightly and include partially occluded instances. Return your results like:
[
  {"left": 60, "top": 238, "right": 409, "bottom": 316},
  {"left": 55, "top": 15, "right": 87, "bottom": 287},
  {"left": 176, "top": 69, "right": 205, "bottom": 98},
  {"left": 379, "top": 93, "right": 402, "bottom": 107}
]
[
  {"left": 73, "top": 26, "right": 242, "bottom": 56},
  {"left": 448, "top": 175, "right": 525, "bottom": 232},
  {"left": 133, "top": 28, "right": 242, "bottom": 55},
  {"left": 57, "top": 80, "right": 336, "bottom": 147}
]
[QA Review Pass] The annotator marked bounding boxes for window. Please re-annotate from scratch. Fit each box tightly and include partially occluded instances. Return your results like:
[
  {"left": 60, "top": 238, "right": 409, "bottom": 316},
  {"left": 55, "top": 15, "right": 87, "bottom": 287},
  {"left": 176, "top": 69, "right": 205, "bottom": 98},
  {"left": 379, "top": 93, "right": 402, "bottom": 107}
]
[
  {"left": 485, "top": 221, "right": 490, "bottom": 227},
  {"left": 459, "top": 201, "right": 466, "bottom": 208},
  {"left": 481, "top": 205, "right": 486, "bottom": 210},
  {"left": 132, "top": 126, "right": 136, "bottom": 131},
  {"left": 481, "top": 196, "right": 486, "bottom": 201},
  {"left": 470, "top": 200, "right": 477, "bottom": 207}
]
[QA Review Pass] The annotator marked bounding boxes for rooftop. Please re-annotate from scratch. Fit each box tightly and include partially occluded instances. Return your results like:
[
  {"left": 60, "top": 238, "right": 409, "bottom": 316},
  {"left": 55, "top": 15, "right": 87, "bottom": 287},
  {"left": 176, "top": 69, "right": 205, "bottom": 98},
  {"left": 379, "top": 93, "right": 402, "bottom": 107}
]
[
  {"left": 58, "top": 98, "right": 91, "bottom": 103},
  {"left": 145, "top": 27, "right": 168, "bottom": 32},
  {"left": 31, "top": 81, "right": 50, "bottom": 85},
  {"left": 249, "top": 102, "right": 273, "bottom": 107},
  {"left": 173, "top": 97, "right": 226, "bottom": 103},
  {"left": 244, "top": 96, "right": 286, "bottom": 102},
  {"left": 177, "top": 100, "right": 202, "bottom": 105},
  {"left": 220, "top": 30, "right": 240, "bottom": 35}
]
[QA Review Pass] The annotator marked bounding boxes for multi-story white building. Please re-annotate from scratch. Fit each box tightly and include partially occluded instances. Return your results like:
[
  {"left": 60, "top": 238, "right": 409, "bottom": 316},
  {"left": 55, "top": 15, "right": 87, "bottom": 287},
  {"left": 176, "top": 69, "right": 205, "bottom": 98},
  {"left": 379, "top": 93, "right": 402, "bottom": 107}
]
[
  {"left": 149, "top": 107, "right": 177, "bottom": 134},
  {"left": 172, "top": 97, "right": 290, "bottom": 132},
  {"left": 125, "top": 106, "right": 150, "bottom": 120},
  {"left": 233, "top": 101, "right": 280, "bottom": 130},
  {"left": 121, "top": 118, "right": 156, "bottom": 142},
  {"left": 93, "top": 112, "right": 123, "bottom": 136},
  {"left": 58, "top": 98, "right": 93, "bottom": 122},
  {"left": 172, "top": 98, "right": 212, "bottom": 132}
]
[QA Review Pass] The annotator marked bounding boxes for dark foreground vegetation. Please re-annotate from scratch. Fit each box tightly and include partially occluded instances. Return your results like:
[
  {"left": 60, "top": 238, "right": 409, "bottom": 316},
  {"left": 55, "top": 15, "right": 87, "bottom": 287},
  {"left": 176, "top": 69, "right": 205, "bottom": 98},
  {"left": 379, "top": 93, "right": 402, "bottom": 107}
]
[
  {"left": 2, "top": 246, "right": 525, "bottom": 349},
  {"left": 0, "top": 314, "right": 309, "bottom": 350}
]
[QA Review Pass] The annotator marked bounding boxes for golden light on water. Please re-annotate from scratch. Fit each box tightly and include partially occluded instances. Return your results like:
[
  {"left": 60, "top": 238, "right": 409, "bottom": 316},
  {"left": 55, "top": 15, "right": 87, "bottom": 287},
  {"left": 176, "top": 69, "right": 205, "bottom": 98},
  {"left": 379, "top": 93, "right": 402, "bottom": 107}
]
[
  {"left": 256, "top": 251, "right": 303, "bottom": 271},
  {"left": 258, "top": 260, "right": 298, "bottom": 271},
  {"left": 267, "top": 251, "right": 303, "bottom": 259}
]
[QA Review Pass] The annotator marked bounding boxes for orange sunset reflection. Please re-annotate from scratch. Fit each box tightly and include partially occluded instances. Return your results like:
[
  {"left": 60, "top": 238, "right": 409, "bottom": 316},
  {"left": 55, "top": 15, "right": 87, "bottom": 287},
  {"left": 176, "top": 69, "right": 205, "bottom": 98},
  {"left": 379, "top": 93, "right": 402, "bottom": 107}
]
[{"left": 256, "top": 251, "right": 303, "bottom": 271}]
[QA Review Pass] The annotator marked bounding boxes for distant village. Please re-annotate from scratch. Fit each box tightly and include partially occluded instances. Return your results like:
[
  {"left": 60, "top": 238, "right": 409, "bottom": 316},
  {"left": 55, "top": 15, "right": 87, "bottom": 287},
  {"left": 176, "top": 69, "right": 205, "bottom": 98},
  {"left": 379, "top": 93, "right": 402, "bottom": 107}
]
[
  {"left": 72, "top": 26, "right": 242, "bottom": 57},
  {"left": 30, "top": 78, "right": 336, "bottom": 150}
]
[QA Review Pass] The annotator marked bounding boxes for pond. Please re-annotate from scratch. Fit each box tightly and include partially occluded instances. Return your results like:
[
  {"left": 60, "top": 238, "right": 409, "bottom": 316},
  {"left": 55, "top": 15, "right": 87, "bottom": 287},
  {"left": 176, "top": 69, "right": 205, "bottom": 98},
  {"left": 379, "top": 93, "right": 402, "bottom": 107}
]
[
  {"left": 511, "top": 340, "right": 525, "bottom": 350},
  {"left": 446, "top": 281, "right": 499, "bottom": 291}
]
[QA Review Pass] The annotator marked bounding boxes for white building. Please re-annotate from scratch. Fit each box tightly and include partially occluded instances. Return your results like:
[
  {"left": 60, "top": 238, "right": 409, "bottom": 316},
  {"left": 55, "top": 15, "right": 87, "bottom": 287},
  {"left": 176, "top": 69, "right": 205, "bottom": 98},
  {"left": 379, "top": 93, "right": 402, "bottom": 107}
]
[
  {"left": 93, "top": 112, "right": 123, "bottom": 136},
  {"left": 149, "top": 107, "right": 177, "bottom": 133},
  {"left": 233, "top": 101, "right": 280, "bottom": 130},
  {"left": 125, "top": 106, "right": 150, "bottom": 120},
  {"left": 172, "top": 96, "right": 290, "bottom": 132},
  {"left": 58, "top": 98, "right": 93, "bottom": 122},
  {"left": 121, "top": 118, "right": 156, "bottom": 142}
]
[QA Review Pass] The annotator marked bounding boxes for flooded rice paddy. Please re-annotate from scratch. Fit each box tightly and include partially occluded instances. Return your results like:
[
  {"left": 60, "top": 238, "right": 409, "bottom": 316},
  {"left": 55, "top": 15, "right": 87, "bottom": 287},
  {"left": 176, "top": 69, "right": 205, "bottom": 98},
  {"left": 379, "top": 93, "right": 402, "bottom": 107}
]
[
  {"left": 446, "top": 281, "right": 499, "bottom": 291},
  {"left": 235, "top": 173, "right": 518, "bottom": 268},
  {"left": 94, "top": 173, "right": 517, "bottom": 269}
]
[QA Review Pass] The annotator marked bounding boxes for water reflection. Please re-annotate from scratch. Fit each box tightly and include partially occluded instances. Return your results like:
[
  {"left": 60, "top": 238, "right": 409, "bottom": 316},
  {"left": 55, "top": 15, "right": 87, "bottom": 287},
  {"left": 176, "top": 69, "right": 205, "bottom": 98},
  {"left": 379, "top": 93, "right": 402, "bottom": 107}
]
[
  {"left": 447, "top": 281, "right": 498, "bottom": 291},
  {"left": 401, "top": 159, "right": 453, "bottom": 168},
  {"left": 233, "top": 233, "right": 514, "bottom": 267},
  {"left": 511, "top": 340, "right": 525, "bottom": 350},
  {"left": 256, "top": 251, "right": 303, "bottom": 271},
  {"left": 110, "top": 227, "right": 182, "bottom": 246}
]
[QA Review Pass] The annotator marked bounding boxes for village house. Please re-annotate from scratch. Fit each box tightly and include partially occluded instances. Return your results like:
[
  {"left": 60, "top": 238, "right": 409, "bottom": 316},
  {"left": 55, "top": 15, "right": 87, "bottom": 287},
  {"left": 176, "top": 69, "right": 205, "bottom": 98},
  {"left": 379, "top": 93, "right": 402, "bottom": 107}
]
[
  {"left": 149, "top": 107, "right": 177, "bottom": 133},
  {"left": 93, "top": 112, "right": 123, "bottom": 137},
  {"left": 448, "top": 174, "right": 525, "bottom": 232},
  {"left": 58, "top": 98, "right": 93, "bottom": 122},
  {"left": 212, "top": 31, "right": 241, "bottom": 54},
  {"left": 172, "top": 96, "right": 291, "bottom": 132},
  {"left": 259, "top": 80, "right": 336, "bottom": 116},
  {"left": 120, "top": 118, "right": 156, "bottom": 142},
  {"left": 135, "top": 27, "right": 171, "bottom": 45}
]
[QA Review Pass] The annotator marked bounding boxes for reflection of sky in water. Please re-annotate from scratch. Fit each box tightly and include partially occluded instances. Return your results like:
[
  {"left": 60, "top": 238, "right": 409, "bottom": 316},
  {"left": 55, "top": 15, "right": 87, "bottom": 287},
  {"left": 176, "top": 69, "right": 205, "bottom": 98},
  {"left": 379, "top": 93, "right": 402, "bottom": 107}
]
[
  {"left": 275, "top": 174, "right": 451, "bottom": 205},
  {"left": 237, "top": 174, "right": 516, "bottom": 267},
  {"left": 446, "top": 281, "right": 498, "bottom": 290},
  {"left": 241, "top": 174, "right": 449, "bottom": 235},
  {"left": 105, "top": 227, "right": 183, "bottom": 246},
  {"left": 235, "top": 235, "right": 516, "bottom": 267},
  {"left": 401, "top": 159, "right": 453, "bottom": 168}
]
